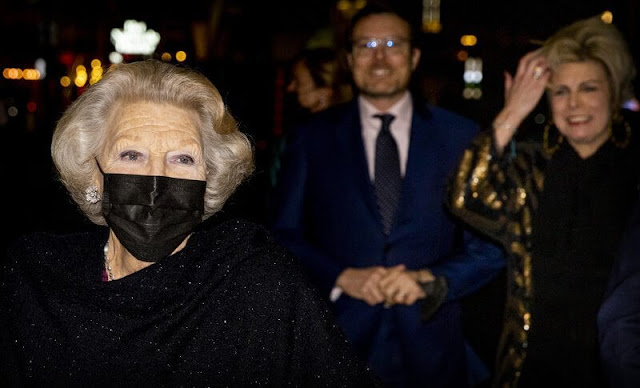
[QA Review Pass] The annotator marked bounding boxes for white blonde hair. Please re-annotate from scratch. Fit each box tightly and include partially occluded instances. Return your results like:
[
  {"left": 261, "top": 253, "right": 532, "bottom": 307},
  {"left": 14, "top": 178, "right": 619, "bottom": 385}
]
[
  {"left": 542, "top": 15, "right": 636, "bottom": 111},
  {"left": 51, "top": 59, "right": 254, "bottom": 225}
]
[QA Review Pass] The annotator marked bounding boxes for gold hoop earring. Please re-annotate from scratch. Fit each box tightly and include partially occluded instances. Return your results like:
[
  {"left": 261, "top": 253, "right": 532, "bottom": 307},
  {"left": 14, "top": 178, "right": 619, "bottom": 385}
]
[
  {"left": 543, "top": 122, "right": 564, "bottom": 156},
  {"left": 609, "top": 119, "right": 632, "bottom": 149}
]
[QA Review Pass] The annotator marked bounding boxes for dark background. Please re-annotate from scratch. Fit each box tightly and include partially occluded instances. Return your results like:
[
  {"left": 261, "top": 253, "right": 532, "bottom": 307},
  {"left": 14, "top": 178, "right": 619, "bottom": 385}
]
[
  {"left": 1, "top": 0, "right": 638, "bottom": 378},
  {"left": 2, "top": 0, "right": 637, "bottom": 238}
]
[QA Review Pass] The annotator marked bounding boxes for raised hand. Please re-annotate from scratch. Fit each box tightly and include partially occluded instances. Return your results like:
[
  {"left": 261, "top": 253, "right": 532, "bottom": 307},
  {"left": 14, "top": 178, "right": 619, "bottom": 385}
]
[{"left": 493, "top": 49, "right": 551, "bottom": 151}]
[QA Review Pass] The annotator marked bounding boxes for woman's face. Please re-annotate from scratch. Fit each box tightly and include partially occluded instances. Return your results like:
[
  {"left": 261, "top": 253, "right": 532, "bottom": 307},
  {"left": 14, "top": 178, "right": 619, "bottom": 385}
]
[
  {"left": 99, "top": 101, "right": 207, "bottom": 180},
  {"left": 287, "top": 60, "right": 331, "bottom": 112},
  {"left": 548, "top": 60, "right": 612, "bottom": 157}
]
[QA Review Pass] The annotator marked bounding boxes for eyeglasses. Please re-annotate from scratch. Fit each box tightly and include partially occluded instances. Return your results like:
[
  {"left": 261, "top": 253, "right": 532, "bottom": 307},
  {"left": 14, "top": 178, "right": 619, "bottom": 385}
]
[{"left": 352, "top": 38, "right": 409, "bottom": 56}]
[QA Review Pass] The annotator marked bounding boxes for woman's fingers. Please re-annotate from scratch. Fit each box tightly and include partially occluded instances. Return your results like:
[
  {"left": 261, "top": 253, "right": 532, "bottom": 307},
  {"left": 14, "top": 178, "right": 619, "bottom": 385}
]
[
  {"left": 515, "top": 49, "right": 548, "bottom": 83},
  {"left": 504, "top": 71, "right": 514, "bottom": 100}
]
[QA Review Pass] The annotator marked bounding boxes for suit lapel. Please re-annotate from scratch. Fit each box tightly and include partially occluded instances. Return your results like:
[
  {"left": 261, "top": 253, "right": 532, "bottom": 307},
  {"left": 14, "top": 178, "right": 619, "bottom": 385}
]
[
  {"left": 335, "top": 102, "right": 381, "bottom": 222},
  {"left": 394, "top": 107, "right": 437, "bottom": 230}
]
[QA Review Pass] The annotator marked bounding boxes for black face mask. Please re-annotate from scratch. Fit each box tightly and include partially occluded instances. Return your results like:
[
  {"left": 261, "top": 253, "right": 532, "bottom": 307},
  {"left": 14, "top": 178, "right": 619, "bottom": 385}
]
[{"left": 102, "top": 173, "right": 207, "bottom": 262}]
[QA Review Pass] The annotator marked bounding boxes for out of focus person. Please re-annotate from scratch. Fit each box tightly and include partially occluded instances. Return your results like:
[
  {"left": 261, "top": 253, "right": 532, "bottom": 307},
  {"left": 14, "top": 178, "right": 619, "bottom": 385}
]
[
  {"left": 447, "top": 14, "right": 640, "bottom": 387},
  {"left": 270, "top": 2, "right": 505, "bottom": 387},
  {"left": 0, "top": 59, "right": 380, "bottom": 387},
  {"left": 287, "top": 46, "right": 353, "bottom": 114},
  {"left": 598, "top": 191, "right": 640, "bottom": 388},
  {"left": 269, "top": 46, "right": 354, "bottom": 189}
]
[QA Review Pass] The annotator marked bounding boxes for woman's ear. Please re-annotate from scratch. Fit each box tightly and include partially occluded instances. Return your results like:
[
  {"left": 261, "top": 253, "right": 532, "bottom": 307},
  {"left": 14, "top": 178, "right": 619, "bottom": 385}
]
[
  {"left": 92, "top": 159, "right": 105, "bottom": 193},
  {"left": 84, "top": 168, "right": 103, "bottom": 205}
]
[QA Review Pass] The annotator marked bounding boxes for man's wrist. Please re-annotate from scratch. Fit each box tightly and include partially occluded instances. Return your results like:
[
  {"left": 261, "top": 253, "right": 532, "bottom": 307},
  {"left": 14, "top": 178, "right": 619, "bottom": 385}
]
[{"left": 419, "top": 276, "right": 449, "bottom": 321}]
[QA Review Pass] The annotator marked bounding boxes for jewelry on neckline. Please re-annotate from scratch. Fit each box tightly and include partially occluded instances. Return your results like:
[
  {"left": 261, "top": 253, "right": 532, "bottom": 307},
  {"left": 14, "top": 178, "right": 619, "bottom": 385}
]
[
  {"left": 104, "top": 242, "right": 114, "bottom": 281},
  {"left": 543, "top": 122, "right": 564, "bottom": 156}
]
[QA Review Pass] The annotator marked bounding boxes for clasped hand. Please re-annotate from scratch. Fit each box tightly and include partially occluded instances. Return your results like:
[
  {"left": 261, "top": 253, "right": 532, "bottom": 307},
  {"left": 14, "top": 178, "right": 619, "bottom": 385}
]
[{"left": 336, "top": 265, "right": 435, "bottom": 306}]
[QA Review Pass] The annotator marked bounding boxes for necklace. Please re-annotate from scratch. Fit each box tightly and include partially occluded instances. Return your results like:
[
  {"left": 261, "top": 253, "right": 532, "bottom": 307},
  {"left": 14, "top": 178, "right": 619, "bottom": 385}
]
[{"left": 103, "top": 242, "right": 114, "bottom": 281}]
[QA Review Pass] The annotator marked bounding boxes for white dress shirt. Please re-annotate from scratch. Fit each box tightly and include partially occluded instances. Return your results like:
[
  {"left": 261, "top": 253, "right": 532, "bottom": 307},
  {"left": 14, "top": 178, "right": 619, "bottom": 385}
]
[
  {"left": 330, "top": 92, "right": 414, "bottom": 302},
  {"left": 358, "top": 91, "right": 413, "bottom": 180}
]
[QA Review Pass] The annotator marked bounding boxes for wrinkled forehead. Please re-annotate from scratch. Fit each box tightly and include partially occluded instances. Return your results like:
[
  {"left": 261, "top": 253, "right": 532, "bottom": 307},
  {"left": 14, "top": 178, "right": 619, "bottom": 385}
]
[{"left": 106, "top": 101, "right": 202, "bottom": 143}]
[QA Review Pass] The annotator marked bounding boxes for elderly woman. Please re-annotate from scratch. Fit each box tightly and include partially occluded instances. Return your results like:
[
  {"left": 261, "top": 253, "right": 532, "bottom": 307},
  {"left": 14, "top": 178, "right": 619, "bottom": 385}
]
[
  {"left": 447, "top": 15, "right": 640, "bottom": 387},
  {"left": 0, "top": 60, "right": 379, "bottom": 386}
]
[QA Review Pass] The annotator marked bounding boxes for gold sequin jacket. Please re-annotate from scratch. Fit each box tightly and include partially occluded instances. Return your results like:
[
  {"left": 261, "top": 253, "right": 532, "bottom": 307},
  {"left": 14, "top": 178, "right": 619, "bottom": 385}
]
[{"left": 446, "top": 129, "right": 548, "bottom": 387}]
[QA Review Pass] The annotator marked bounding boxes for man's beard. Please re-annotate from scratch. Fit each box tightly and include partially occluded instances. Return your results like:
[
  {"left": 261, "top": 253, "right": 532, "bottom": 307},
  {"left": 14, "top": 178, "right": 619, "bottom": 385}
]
[
  {"left": 357, "top": 69, "right": 409, "bottom": 99},
  {"left": 359, "top": 85, "right": 407, "bottom": 99}
]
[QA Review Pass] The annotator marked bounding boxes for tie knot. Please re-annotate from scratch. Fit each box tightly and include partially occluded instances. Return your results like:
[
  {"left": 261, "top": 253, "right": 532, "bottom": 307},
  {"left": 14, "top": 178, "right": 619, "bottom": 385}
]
[{"left": 374, "top": 113, "right": 395, "bottom": 131}]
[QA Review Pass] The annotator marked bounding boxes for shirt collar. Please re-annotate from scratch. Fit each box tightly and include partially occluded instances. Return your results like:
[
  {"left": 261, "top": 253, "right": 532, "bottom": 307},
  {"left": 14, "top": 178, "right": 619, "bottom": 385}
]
[{"left": 358, "top": 91, "right": 412, "bottom": 124}]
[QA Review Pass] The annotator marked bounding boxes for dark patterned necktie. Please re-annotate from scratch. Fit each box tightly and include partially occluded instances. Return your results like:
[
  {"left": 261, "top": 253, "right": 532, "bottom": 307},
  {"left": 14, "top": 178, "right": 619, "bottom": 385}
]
[{"left": 374, "top": 113, "right": 401, "bottom": 235}]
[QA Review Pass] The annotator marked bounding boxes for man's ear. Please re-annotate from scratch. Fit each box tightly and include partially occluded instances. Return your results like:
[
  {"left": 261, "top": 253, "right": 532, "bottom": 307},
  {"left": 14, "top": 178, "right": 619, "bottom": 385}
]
[{"left": 411, "top": 48, "right": 421, "bottom": 71}]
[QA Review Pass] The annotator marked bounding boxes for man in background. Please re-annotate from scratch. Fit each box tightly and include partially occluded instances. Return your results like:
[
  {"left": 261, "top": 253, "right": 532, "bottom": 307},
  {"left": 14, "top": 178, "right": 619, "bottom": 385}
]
[{"left": 270, "top": 2, "right": 504, "bottom": 387}]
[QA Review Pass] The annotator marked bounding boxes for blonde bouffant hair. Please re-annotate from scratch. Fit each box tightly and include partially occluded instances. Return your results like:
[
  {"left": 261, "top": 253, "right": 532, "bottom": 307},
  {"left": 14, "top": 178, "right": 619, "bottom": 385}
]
[
  {"left": 51, "top": 59, "right": 254, "bottom": 225},
  {"left": 542, "top": 14, "right": 636, "bottom": 111}
]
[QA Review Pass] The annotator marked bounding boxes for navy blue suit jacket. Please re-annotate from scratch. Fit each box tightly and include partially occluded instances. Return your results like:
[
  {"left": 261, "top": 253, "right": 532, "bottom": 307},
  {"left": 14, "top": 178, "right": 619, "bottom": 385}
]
[
  {"left": 598, "top": 193, "right": 640, "bottom": 387},
  {"left": 270, "top": 98, "right": 504, "bottom": 387}
]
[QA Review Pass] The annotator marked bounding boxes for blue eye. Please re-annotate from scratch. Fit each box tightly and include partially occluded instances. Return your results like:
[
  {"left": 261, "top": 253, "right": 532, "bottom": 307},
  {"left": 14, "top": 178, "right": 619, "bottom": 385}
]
[
  {"left": 365, "top": 40, "right": 378, "bottom": 49},
  {"left": 386, "top": 40, "right": 396, "bottom": 48},
  {"left": 120, "top": 150, "right": 143, "bottom": 161},
  {"left": 175, "top": 155, "right": 195, "bottom": 165}
]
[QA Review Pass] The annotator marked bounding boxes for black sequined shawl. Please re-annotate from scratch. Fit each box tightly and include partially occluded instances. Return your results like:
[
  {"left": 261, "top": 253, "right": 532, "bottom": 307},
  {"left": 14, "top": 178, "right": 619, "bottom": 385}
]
[{"left": 0, "top": 219, "right": 379, "bottom": 387}]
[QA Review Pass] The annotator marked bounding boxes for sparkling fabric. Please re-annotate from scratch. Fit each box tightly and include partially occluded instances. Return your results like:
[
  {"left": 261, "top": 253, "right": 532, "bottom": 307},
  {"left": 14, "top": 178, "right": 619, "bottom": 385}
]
[
  {"left": 374, "top": 113, "right": 401, "bottom": 235},
  {"left": 447, "top": 120, "right": 640, "bottom": 387},
  {"left": 0, "top": 219, "right": 381, "bottom": 387}
]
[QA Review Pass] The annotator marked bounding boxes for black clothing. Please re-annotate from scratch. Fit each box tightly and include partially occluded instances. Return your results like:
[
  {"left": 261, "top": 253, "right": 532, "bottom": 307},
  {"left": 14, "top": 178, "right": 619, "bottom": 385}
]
[
  {"left": 598, "top": 191, "right": 640, "bottom": 387},
  {"left": 0, "top": 219, "right": 379, "bottom": 387},
  {"left": 447, "top": 112, "right": 640, "bottom": 387},
  {"left": 523, "top": 140, "right": 640, "bottom": 387}
]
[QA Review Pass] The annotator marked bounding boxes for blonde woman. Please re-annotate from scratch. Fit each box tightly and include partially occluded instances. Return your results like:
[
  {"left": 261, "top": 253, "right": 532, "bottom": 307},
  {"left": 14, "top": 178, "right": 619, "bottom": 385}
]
[{"left": 448, "top": 15, "right": 639, "bottom": 387}]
